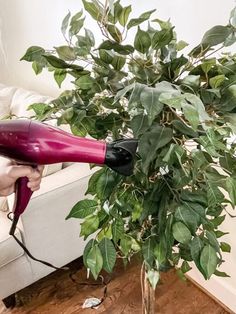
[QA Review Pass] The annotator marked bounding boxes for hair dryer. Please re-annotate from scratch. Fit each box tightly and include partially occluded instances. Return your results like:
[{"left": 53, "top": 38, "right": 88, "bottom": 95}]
[{"left": 0, "top": 120, "right": 137, "bottom": 235}]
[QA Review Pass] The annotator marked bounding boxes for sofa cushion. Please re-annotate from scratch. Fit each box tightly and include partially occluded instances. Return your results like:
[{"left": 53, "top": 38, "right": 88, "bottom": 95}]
[
  {"left": 0, "top": 212, "right": 24, "bottom": 268},
  {"left": 10, "top": 88, "right": 51, "bottom": 118},
  {"left": 0, "top": 84, "right": 17, "bottom": 119}
]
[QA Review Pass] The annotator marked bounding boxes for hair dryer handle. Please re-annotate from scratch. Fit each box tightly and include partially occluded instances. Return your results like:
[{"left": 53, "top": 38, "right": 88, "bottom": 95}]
[{"left": 9, "top": 177, "right": 33, "bottom": 235}]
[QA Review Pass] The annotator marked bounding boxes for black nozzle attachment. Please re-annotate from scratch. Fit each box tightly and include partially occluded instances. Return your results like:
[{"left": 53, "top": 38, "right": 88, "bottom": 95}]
[{"left": 105, "top": 139, "right": 138, "bottom": 176}]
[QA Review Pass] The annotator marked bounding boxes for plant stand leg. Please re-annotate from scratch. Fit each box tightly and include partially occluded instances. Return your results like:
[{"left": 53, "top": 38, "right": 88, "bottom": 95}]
[
  {"left": 143, "top": 271, "right": 155, "bottom": 314},
  {"left": 2, "top": 294, "right": 16, "bottom": 308}
]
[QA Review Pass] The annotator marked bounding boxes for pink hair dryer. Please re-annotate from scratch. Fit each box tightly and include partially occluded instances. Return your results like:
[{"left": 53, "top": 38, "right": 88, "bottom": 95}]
[{"left": 0, "top": 120, "right": 137, "bottom": 235}]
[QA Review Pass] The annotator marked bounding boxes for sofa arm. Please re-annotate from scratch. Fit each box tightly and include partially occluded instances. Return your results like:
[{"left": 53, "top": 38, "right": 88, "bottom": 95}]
[{"left": 6, "top": 163, "right": 98, "bottom": 274}]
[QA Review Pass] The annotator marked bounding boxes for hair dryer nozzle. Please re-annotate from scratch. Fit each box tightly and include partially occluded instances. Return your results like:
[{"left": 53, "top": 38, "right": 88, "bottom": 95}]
[{"left": 105, "top": 139, "right": 138, "bottom": 176}]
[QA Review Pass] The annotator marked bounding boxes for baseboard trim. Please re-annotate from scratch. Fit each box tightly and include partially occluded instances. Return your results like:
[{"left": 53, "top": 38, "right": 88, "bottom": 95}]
[{"left": 187, "top": 271, "right": 236, "bottom": 314}]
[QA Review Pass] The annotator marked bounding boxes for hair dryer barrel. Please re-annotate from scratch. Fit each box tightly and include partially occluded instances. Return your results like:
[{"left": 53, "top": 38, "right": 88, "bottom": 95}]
[
  {"left": 0, "top": 120, "right": 106, "bottom": 165},
  {"left": 0, "top": 120, "right": 137, "bottom": 236},
  {"left": 0, "top": 120, "right": 138, "bottom": 176}
]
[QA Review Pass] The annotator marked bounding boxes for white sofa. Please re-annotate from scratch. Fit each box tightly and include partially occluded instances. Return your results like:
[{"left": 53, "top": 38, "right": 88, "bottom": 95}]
[{"left": 0, "top": 84, "right": 94, "bottom": 307}]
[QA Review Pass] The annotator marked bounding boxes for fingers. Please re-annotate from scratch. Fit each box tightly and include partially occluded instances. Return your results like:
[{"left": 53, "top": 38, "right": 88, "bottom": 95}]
[
  {"left": 7, "top": 164, "right": 44, "bottom": 192},
  {"left": 7, "top": 165, "right": 34, "bottom": 180},
  {"left": 27, "top": 179, "right": 41, "bottom": 191}
]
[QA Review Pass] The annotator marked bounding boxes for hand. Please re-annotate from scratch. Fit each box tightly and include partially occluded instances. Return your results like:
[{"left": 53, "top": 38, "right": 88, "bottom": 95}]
[{"left": 0, "top": 159, "right": 44, "bottom": 196}]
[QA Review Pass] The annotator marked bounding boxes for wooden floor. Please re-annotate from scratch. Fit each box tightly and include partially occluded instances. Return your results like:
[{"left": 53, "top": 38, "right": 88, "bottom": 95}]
[{"left": 0, "top": 258, "right": 232, "bottom": 314}]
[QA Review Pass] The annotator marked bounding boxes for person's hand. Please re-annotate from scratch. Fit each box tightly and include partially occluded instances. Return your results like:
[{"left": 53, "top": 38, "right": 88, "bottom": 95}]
[{"left": 0, "top": 159, "right": 44, "bottom": 196}]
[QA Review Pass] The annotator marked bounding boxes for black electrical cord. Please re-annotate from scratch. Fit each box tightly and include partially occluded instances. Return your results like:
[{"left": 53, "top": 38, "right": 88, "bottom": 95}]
[{"left": 7, "top": 212, "right": 68, "bottom": 271}]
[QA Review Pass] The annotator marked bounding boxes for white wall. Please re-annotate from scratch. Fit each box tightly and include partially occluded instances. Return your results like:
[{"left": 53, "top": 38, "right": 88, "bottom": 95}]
[
  {"left": 0, "top": 0, "right": 235, "bottom": 96},
  {"left": 1, "top": 0, "right": 236, "bottom": 311}
]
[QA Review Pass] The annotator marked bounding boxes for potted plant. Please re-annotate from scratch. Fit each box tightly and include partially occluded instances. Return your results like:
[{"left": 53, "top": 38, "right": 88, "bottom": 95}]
[{"left": 21, "top": 1, "right": 236, "bottom": 313}]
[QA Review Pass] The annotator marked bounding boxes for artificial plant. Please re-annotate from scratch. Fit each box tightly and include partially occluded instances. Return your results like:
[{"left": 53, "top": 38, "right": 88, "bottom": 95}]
[{"left": 21, "top": 1, "right": 236, "bottom": 312}]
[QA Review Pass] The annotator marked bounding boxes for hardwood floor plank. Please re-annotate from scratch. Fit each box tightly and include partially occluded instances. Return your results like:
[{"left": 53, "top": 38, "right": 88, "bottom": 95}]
[{"left": 0, "top": 258, "right": 232, "bottom": 314}]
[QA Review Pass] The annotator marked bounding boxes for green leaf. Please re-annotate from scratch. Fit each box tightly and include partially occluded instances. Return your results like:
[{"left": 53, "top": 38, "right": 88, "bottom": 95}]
[
  {"left": 211, "top": 215, "right": 226, "bottom": 228},
  {"left": 152, "top": 28, "right": 173, "bottom": 50},
  {"left": 215, "top": 230, "right": 229, "bottom": 238},
  {"left": 85, "top": 28, "right": 95, "bottom": 46},
  {"left": 108, "top": 0, "right": 122, "bottom": 24},
  {"left": 147, "top": 269, "right": 160, "bottom": 290},
  {"left": 70, "top": 10, "right": 83, "bottom": 23},
  {"left": 83, "top": 239, "right": 97, "bottom": 268},
  {"left": 230, "top": 7, "right": 236, "bottom": 27},
  {"left": 54, "top": 69, "right": 66, "bottom": 88},
  {"left": 206, "top": 231, "right": 221, "bottom": 256},
  {"left": 207, "top": 183, "right": 225, "bottom": 208},
  {"left": 190, "top": 237, "right": 204, "bottom": 267},
  {"left": 86, "top": 168, "right": 104, "bottom": 195},
  {"left": 172, "top": 222, "right": 192, "bottom": 244},
  {"left": 209, "top": 74, "right": 225, "bottom": 89},
  {"left": 111, "top": 55, "right": 126, "bottom": 70},
  {"left": 184, "top": 93, "right": 211, "bottom": 123},
  {"left": 172, "top": 120, "right": 197, "bottom": 138},
  {"left": 32, "top": 61, "right": 44, "bottom": 75},
  {"left": 139, "top": 125, "right": 173, "bottom": 173},
  {"left": 97, "top": 224, "right": 112, "bottom": 241},
  {"left": 201, "top": 25, "right": 232, "bottom": 47},
  {"left": 214, "top": 270, "right": 230, "bottom": 278},
  {"left": 140, "top": 87, "right": 164, "bottom": 125},
  {"left": 61, "top": 11, "right": 71, "bottom": 37},
  {"left": 128, "top": 82, "right": 146, "bottom": 110},
  {"left": 99, "top": 40, "right": 134, "bottom": 55},
  {"left": 55, "top": 46, "right": 76, "bottom": 61},
  {"left": 152, "top": 18, "right": 172, "bottom": 30},
  {"left": 142, "top": 238, "right": 156, "bottom": 267},
  {"left": 66, "top": 199, "right": 98, "bottom": 219},
  {"left": 98, "top": 237, "right": 116, "bottom": 273},
  {"left": 75, "top": 75, "right": 95, "bottom": 90},
  {"left": 220, "top": 153, "right": 236, "bottom": 173},
  {"left": 174, "top": 205, "right": 199, "bottom": 234},
  {"left": 220, "top": 85, "right": 236, "bottom": 112},
  {"left": 114, "top": 83, "right": 134, "bottom": 103},
  {"left": 112, "top": 217, "right": 124, "bottom": 244},
  {"left": 182, "top": 103, "right": 199, "bottom": 131},
  {"left": 154, "top": 240, "right": 167, "bottom": 266},
  {"left": 220, "top": 242, "right": 231, "bottom": 253},
  {"left": 69, "top": 16, "right": 85, "bottom": 36},
  {"left": 189, "top": 43, "right": 210, "bottom": 58},
  {"left": 159, "top": 94, "right": 183, "bottom": 110},
  {"left": 106, "top": 24, "right": 122, "bottom": 42},
  {"left": 80, "top": 214, "right": 99, "bottom": 239},
  {"left": 201, "top": 58, "right": 216, "bottom": 74},
  {"left": 96, "top": 169, "right": 119, "bottom": 200},
  {"left": 118, "top": 5, "right": 132, "bottom": 26},
  {"left": 43, "top": 54, "right": 82, "bottom": 70},
  {"left": 120, "top": 235, "right": 132, "bottom": 256},
  {"left": 86, "top": 244, "right": 103, "bottom": 279},
  {"left": 134, "top": 27, "right": 151, "bottom": 54},
  {"left": 28, "top": 103, "right": 52, "bottom": 120},
  {"left": 82, "top": 0, "right": 103, "bottom": 21},
  {"left": 180, "top": 190, "right": 207, "bottom": 206},
  {"left": 224, "top": 32, "right": 236, "bottom": 47},
  {"left": 180, "top": 75, "right": 200, "bottom": 90},
  {"left": 130, "top": 114, "right": 149, "bottom": 138},
  {"left": 181, "top": 261, "right": 192, "bottom": 273},
  {"left": 127, "top": 9, "right": 156, "bottom": 29},
  {"left": 200, "top": 245, "right": 218, "bottom": 279},
  {"left": 99, "top": 49, "right": 114, "bottom": 63},
  {"left": 176, "top": 40, "right": 189, "bottom": 51},
  {"left": 21, "top": 46, "right": 45, "bottom": 62},
  {"left": 226, "top": 177, "right": 236, "bottom": 205}
]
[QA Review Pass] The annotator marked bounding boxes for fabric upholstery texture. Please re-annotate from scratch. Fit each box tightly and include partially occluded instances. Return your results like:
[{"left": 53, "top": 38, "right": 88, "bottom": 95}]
[
  {"left": 0, "top": 83, "right": 94, "bottom": 300},
  {"left": 0, "top": 212, "right": 24, "bottom": 268}
]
